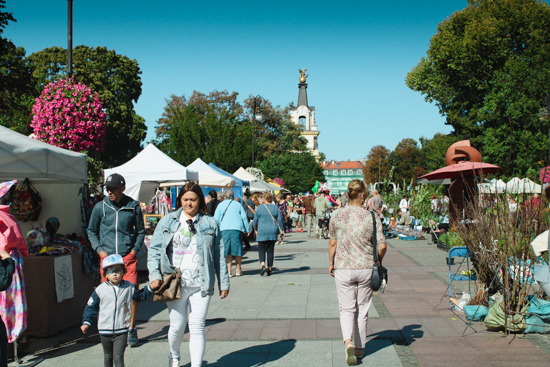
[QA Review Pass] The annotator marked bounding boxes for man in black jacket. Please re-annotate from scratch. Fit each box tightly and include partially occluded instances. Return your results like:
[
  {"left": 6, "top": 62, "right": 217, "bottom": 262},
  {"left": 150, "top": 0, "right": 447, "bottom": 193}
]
[{"left": 206, "top": 190, "right": 220, "bottom": 216}]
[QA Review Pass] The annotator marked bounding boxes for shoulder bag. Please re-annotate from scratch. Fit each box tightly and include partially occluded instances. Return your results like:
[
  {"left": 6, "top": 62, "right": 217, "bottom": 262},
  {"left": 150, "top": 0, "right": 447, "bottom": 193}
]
[
  {"left": 370, "top": 211, "right": 388, "bottom": 292},
  {"left": 153, "top": 269, "right": 182, "bottom": 302},
  {"left": 265, "top": 204, "right": 283, "bottom": 234}
]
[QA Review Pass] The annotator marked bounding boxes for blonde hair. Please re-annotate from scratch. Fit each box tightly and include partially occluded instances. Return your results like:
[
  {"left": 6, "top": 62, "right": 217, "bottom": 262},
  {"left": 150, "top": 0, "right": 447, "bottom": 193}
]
[
  {"left": 276, "top": 193, "right": 284, "bottom": 200},
  {"left": 347, "top": 179, "right": 367, "bottom": 201}
]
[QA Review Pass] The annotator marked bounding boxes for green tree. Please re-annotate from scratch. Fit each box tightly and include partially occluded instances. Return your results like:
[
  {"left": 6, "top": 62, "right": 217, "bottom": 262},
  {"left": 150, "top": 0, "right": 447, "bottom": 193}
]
[
  {"left": 155, "top": 90, "right": 251, "bottom": 172},
  {"left": 242, "top": 95, "right": 308, "bottom": 163},
  {"left": 406, "top": 0, "right": 550, "bottom": 175},
  {"left": 27, "top": 46, "right": 146, "bottom": 166},
  {"left": 257, "top": 152, "right": 324, "bottom": 193},
  {"left": 0, "top": 0, "right": 34, "bottom": 134},
  {"left": 362, "top": 145, "right": 390, "bottom": 185},
  {"left": 388, "top": 138, "right": 425, "bottom": 184},
  {"left": 419, "top": 133, "right": 460, "bottom": 173}
]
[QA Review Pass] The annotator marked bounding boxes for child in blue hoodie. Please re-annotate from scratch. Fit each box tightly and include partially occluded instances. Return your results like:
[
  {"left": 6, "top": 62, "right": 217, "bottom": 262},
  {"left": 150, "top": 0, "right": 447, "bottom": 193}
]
[{"left": 81, "top": 254, "right": 157, "bottom": 367}]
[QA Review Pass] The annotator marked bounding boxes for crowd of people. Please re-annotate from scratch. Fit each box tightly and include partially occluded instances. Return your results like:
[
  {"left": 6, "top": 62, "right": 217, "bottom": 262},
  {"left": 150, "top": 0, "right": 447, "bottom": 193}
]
[{"left": 77, "top": 173, "right": 400, "bottom": 367}]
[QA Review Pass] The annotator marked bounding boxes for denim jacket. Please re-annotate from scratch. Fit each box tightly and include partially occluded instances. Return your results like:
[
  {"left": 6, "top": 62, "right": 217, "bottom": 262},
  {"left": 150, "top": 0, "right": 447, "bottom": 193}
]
[{"left": 147, "top": 209, "right": 229, "bottom": 297}]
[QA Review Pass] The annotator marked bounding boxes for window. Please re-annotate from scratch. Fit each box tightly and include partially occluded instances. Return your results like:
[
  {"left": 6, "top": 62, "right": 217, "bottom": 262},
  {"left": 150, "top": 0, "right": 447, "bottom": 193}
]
[
  {"left": 333, "top": 171, "right": 338, "bottom": 176},
  {"left": 341, "top": 170, "right": 346, "bottom": 175},
  {"left": 348, "top": 170, "right": 353, "bottom": 175},
  {"left": 357, "top": 170, "right": 362, "bottom": 175},
  {"left": 324, "top": 171, "right": 328, "bottom": 175}
]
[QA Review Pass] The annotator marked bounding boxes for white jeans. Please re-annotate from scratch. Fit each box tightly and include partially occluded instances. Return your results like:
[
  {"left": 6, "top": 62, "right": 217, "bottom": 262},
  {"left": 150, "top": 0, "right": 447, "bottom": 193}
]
[
  {"left": 334, "top": 269, "right": 373, "bottom": 349},
  {"left": 167, "top": 286, "right": 211, "bottom": 367}
]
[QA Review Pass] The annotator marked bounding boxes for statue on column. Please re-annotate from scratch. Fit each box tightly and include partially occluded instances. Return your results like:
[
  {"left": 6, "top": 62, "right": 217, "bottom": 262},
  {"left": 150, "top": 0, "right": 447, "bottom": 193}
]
[{"left": 299, "top": 68, "right": 308, "bottom": 83}]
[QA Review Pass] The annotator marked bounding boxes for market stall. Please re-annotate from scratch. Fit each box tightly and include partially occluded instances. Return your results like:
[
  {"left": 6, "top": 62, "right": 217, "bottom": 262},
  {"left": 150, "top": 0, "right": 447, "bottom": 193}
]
[{"left": 0, "top": 126, "right": 93, "bottom": 341}]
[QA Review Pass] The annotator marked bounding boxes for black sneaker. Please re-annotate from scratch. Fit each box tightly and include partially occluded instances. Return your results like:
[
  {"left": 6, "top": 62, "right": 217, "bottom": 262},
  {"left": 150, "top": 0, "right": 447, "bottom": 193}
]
[
  {"left": 260, "top": 265, "right": 266, "bottom": 276},
  {"left": 128, "top": 328, "right": 138, "bottom": 347},
  {"left": 267, "top": 269, "right": 272, "bottom": 276}
]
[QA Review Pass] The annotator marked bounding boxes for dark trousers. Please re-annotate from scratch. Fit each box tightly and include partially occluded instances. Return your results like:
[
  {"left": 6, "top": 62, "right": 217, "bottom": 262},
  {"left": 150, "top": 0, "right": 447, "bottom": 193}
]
[
  {"left": 100, "top": 333, "right": 128, "bottom": 367},
  {"left": 0, "top": 319, "right": 6, "bottom": 367},
  {"left": 257, "top": 241, "right": 276, "bottom": 268}
]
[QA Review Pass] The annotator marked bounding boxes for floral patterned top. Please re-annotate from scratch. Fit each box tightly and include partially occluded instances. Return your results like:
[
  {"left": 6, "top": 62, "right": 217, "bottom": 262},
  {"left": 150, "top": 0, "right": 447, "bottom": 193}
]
[
  {"left": 276, "top": 200, "right": 288, "bottom": 219},
  {"left": 329, "top": 205, "right": 385, "bottom": 270}
]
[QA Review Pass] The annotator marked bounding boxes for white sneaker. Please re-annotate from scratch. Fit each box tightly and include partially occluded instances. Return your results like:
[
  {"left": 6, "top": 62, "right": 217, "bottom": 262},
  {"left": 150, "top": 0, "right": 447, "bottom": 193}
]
[{"left": 169, "top": 355, "right": 180, "bottom": 367}]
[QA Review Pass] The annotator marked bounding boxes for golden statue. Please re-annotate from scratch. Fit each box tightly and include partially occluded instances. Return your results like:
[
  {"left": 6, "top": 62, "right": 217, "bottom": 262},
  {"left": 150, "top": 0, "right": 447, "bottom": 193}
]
[{"left": 299, "top": 68, "right": 308, "bottom": 83}]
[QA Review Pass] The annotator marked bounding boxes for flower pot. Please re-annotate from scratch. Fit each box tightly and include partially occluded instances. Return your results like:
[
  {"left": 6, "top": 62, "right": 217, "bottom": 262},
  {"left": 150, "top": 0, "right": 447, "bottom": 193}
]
[{"left": 446, "top": 257, "right": 454, "bottom": 265}]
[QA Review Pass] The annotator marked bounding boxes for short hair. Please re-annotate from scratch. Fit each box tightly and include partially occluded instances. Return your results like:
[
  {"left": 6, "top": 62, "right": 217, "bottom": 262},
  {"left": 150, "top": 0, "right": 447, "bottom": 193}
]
[
  {"left": 263, "top": 192, "right": 274, "bottom": 203},
  {"left": 347, "top": 179, "right": 367, "bottom": 201},
  {"left": 209, "top": 190, "right": 217, "bottom": 199},
  {"left": 397, "top": 209, "right": 402, "bottom": 215},
  {"left": 223, "top": 189, "right": 234, "bottom": 200},
  {"left": 371, "top": 189, "right": 378, "bottom": 195},
  {"left": 176, "top": 182, "right": 208, "bottom": 213},
  {"left": 276, "top": 193, "right": 284, "bottom": 200}
]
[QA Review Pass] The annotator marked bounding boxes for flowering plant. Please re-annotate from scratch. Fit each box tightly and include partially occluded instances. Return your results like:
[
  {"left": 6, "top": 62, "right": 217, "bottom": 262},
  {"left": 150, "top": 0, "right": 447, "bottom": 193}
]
[
  {"left": 31, "top": 78, "right": 107, "bottom": 154},
  {"left": 274, "top": 178, "right": 285, "bottom": 187},
  {"left": 540, "top": 166, "right": 550, "bottom": 184},
  {"left": 246, "top": 167, "right": 264, "bottom": 181}
]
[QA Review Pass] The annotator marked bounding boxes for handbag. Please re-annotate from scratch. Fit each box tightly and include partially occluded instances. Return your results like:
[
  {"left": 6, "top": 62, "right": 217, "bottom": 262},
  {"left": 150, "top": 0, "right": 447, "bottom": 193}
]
[
  {"left": 11, "top": 178, "right": 42, "bottom": 222},
  {"left": 289, "top": 211, "right": 299, "bottom": 221},
  {"left": 153, "top": 269, "right": 182, "bottom": 302},
  {"left": 370, "top": 211, "right": 388, "bottom": 291}
]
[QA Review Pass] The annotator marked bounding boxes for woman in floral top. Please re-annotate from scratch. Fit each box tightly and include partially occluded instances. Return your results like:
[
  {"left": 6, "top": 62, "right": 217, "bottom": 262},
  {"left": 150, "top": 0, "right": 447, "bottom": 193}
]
[
  {"left": 328, "top": 179, "right": 386, "bottom": 366},
  {"left": 275, "top": 194, "right": 291, "bottom": 234}
]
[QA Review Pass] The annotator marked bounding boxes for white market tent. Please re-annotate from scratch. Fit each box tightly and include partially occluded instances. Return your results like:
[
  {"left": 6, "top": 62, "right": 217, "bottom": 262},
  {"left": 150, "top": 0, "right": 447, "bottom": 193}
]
[
  {"left": 505, "top": 177, "right": 542, "bottom": 194},
  {"left": 0, "top": 125, "right": 88, "bottom": 235},
  {"left": 186, "top": 158, "right": 235, "bottom": 188},
  {"left": 0, "top": 125, "right": 87, "bottom": 183},
  {"left": 233, "top": 167, "right": 282, "bottom": 192},
  {"left": 104, "top": 144, "right": 199, "bottom": 203},
  {"left": 478, "top": 178, "right": 506, "bottom": 194}
]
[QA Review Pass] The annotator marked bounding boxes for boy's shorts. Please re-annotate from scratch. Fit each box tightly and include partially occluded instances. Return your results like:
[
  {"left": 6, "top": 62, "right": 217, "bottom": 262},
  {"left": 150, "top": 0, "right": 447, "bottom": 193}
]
[{"left": 100, "top": 251, "right": 138, "bottom": 286}]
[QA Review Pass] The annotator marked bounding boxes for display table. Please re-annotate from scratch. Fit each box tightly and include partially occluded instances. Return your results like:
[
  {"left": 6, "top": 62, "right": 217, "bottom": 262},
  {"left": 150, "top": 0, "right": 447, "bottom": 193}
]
[{"left": 22, "top": 252, "right": 93, "bottom": 337}]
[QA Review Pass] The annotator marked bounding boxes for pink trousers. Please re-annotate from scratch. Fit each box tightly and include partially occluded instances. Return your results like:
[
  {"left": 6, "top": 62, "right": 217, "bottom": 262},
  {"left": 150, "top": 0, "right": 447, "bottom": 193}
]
[{"left": 334, "top": 268, "right": 373, "bottom": 348}]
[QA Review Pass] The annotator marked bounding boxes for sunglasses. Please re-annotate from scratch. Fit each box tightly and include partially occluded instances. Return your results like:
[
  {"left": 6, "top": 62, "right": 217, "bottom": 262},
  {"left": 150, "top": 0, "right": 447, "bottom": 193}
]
[
  {"left": 105, "top": 267, "right": 124, "bottom": 275},
  {"left": 186, "top": 219, "right": 197, "bottom": 234}
]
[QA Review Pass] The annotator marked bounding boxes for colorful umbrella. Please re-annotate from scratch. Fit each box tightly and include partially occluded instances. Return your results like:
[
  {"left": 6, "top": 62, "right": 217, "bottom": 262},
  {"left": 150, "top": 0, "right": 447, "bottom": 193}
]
[{"left": 417, "top": 161, "right": 503, "bottom": 181}]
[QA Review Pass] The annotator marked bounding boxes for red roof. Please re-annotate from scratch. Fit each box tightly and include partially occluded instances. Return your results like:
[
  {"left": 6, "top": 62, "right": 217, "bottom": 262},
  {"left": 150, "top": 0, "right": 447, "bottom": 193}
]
[{"left": 320, "top": 161, "right": 363, "bottom": 170}]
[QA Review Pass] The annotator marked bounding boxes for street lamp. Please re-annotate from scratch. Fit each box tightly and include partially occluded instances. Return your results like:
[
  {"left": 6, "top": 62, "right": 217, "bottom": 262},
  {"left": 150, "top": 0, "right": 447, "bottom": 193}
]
[
  {"left": 251, "top": 95, "right": 265, "bottom": 167},
  {"left": 539, "top": 95, "right": 550, "bottom": 164},
  {"left": 67, "top": 0, "right": 73, "bottom": 77}
]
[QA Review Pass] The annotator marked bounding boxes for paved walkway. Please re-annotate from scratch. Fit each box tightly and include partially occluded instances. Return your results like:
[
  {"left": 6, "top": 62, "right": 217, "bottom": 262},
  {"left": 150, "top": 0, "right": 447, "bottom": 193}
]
[{"left": 11, "top": 231, "right": 550, "bottom": 366}]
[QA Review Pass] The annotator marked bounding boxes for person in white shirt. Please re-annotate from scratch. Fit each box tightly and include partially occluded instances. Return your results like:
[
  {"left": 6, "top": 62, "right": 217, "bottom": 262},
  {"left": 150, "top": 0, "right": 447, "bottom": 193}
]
[{"left": 399, "top": 196, "right": 409, "bottom": 213}]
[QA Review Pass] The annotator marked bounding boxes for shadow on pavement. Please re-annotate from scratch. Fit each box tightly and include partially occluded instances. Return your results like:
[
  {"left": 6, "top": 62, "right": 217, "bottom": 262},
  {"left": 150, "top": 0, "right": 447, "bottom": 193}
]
[
  {"left": 364, "top": 324, "right": 423, "bottom": 358},
  {"left": 199, "top": 339, "right": 297, "bottom": 367}
]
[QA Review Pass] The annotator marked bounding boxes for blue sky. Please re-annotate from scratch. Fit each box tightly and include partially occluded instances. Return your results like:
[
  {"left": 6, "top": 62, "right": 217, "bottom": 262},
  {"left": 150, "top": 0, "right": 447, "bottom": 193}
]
[{"left": 4, "top": 0, "right": 468, "bottom": 162}]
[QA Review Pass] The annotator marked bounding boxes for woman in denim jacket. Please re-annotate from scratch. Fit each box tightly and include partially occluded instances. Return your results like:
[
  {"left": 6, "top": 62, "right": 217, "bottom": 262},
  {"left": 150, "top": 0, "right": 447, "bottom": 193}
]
[{"left": 147, "top": 183, "right": 230, "bottom": 367}]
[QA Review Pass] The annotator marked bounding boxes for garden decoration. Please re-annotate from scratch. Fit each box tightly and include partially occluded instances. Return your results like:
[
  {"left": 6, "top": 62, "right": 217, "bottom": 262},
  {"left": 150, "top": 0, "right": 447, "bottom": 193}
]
[{"left": 417, "top": 140, "right": 502, "bottom": 222}]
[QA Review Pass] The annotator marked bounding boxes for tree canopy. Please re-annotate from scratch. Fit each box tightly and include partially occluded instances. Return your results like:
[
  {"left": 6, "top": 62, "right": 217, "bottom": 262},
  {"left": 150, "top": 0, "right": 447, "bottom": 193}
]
[
  {"left": 388, "top": 138, "right": 425, "bottom": 184},
  {"left": 406, "top": 0, "right": 550, "bottom": 176},
  {"left": 154, "top": 90, "right": 309, "bottom": 174},
  {"left": 27, "top": 46, "right": 146, "bottom": 167},
  {"left": 257, "top": 152, "right": 325, "bottom": 193},
  {"left": 0, "top": 0, "right": 33, "bottom": 134},
  {"left": 362, "top": 145, "right": 390, "bottom": 184}
]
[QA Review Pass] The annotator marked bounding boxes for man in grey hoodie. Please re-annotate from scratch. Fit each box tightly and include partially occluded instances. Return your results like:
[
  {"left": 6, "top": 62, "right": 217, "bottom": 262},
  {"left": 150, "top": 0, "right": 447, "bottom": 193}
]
[{"left": 87, "top": 173, "right": 145, "bottom": 347}]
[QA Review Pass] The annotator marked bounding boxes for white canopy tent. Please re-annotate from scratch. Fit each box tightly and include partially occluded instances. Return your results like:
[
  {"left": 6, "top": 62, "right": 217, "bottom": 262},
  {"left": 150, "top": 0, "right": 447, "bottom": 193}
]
[
  {"left": 478, "top": 178, "right": 506, "bottom": 194},
  {"left": 233, "top": 167, "right": 282, "bottom": 192},
  {"left": 505, "top": 177, "right": 542, "bottom": 194},
  {"left": 0, "top": 125, "right": 88, "bottom": 235},
  {"left": 104, "top": 144, "right": 199, "bottom": 203},
  {"left": 0, "top": 125, "right": 87, "bottom": 183},
  {"left": 186, "top": 158, "right": 235, "bottom": 188}
]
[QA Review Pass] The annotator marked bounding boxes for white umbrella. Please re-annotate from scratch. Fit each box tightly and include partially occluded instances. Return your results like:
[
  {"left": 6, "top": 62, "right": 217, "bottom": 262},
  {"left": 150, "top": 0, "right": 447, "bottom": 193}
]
[{"left": 478, "top": 178, "right": 506, "bottom": 194}]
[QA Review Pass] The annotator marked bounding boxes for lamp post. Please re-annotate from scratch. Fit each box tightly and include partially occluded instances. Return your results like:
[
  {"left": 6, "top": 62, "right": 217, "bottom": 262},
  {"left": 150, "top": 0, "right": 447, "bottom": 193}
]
[
  {"left": 251, "top": 95, "right": 265, "bottom": 167},
  {"left": 539, "top": 95, "right": 550, "bottom": 164},
  {"left": 67, "top": 0, "right": 73, "bottom": 77}
]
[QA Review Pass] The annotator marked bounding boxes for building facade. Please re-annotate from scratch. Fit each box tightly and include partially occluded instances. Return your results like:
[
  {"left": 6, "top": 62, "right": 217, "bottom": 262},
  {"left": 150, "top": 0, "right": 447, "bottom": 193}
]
[{"left": 320, "top": 161, "right": 364, "bottom": 195}]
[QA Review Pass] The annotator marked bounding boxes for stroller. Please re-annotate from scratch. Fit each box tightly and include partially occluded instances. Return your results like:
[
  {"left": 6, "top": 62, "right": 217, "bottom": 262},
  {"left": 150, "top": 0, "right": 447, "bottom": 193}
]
[{"left": 318, "top": 210, "right": 332, "bottom": 239}]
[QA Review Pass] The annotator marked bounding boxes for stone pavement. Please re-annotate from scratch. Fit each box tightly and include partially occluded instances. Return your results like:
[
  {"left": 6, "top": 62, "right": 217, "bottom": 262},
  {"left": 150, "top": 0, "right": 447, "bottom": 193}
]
[{"left": 10, "top": 231, "right": 550, "bottom": 366}]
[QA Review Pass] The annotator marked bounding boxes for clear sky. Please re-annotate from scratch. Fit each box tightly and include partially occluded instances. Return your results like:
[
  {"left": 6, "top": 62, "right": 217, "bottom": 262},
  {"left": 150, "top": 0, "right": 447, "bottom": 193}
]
[{"left": 4, "top": 0, "right": 468, "bottom": 162}]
